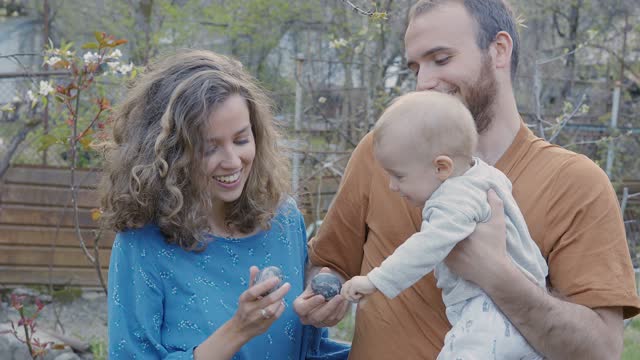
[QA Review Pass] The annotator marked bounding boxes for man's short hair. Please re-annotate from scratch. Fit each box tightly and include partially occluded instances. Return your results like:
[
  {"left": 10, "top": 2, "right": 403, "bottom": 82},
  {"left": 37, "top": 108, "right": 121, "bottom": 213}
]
[{"left": 409, "top": 0, "right": 520, "bottom": 80}]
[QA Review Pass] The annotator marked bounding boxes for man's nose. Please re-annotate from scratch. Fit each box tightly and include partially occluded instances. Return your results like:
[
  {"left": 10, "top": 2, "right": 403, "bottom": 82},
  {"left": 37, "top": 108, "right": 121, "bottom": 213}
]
[
  {"left": 388, "top": 180, "right": 399, "bottom": 192},
  {"left": 416, "top": 70, "right": 438, "bottom": 91}
]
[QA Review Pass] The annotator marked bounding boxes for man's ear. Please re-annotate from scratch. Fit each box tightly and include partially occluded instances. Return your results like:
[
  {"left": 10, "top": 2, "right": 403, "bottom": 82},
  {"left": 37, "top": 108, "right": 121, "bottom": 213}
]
[
  {"left": 492, "top": 31, "right": 513, "bottom": 71},
  {"left": 433, "top": 155, "right": 454, "bottom": 181}
]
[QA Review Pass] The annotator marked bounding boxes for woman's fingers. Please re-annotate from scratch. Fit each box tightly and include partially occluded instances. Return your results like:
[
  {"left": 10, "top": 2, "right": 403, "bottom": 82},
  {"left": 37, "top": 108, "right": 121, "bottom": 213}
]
[
  {"left": 261, "top": 296, "right": 285, "bottom": 320},
  {"left": 240, "top": 276, "right": 281, "bottom": 302},
  {"left": 249, "top": 266, "right": 259, "bottom": 287},
  {"left": 257, "top": 282, "right": 290, "bottom": 308}
]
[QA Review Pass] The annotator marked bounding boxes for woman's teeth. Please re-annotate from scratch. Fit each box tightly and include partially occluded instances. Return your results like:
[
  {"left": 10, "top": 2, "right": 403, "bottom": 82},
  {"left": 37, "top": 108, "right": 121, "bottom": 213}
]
[{"left": 214, "top": 172, "right": 240, "bottom": 184}]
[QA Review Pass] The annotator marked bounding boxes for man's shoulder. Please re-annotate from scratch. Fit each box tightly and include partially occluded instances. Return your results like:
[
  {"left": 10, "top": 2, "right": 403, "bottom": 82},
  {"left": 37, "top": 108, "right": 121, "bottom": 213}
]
[
  {"left": 351, "top": 131, "right": 375, "bottom": 160},
  {"left": 516, "top": 139, "right": 612, "bottom": 205},
  {"left": 519, "top": 135, "right": 605, "bottom": 179},
  {"left": 532, "top": 143, "right": 605, "bottom": 181}
]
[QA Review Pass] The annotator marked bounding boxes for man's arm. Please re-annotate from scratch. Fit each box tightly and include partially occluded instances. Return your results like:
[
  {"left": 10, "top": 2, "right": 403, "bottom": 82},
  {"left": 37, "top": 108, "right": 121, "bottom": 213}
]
[
  {"left": 446, "top": 190, "right": 624, "bottom": 359},
  {"left": 294, "top": 134, "right": 377, "bottom": 327},
  {"left": 483, "top": 257, "right": 623, "bottom": 359}
]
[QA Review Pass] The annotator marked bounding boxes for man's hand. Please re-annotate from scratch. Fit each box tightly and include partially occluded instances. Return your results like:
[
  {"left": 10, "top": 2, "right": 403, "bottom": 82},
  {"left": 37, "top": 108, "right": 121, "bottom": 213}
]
[
  {"left": 341, "top": 275, "right": 376, "bottom": 302},
  {"left": 445, "top": 189, "right": 513, "bottom": 289},
  {"left": 293, "top": 267, "right": 350, "bottom": 328}
]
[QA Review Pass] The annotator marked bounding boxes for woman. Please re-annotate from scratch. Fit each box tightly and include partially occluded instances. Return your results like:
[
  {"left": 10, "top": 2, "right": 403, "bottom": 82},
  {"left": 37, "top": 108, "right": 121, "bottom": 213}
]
[{"left": 100, "top": 50, "right": 349, "bottom": 359}]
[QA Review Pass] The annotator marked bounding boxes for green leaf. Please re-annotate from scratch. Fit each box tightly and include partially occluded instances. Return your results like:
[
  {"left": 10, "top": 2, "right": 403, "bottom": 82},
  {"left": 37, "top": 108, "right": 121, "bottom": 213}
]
[
  {"left": 79, "top": 134, "right": 93, "bottom": 150},
  {"left": 0, "top": 103, "right": 15, "bottom": 112},
  {"left": 62, "top": 42, "right": 75, "bottom": 53},
  {"left": 37, "top": 134, "right": 60, "bottom": 151},
  {"left": 82, "top": 42, "right": 99, "bottom": 50}
]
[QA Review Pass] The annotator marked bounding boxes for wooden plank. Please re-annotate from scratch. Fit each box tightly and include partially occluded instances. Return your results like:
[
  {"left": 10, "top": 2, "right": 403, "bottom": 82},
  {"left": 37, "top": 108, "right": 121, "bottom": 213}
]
[
  {"left": 3, "top": 166, "right": 100, "bottom": 188},
  {"left": 0, "top": 224, "right": 115, "bottom": 248},
  {"left": 0, "top": 266, "right": 108, "bottom": 287},
  {"left": 1, "top": 184, "right": 98, "bottom": 208},
  {"left": 0, "top": 204, "right": 98, "bottom": 228},
  {"left": 0, "top": 245, "right": 111, "bottom": 268},
  {"left": 622, "top": 180, "right": 640, "bottom": 194}
]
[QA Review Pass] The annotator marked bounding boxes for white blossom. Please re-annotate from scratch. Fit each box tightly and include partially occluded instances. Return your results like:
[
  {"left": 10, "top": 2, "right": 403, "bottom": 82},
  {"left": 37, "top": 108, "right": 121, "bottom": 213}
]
[
  {"left": 44, "top": 56, "right": 62, "bottom": 66},
  {"left": 83, "top": 51, "right": 100, "bottom": 64},
  {"left": 26, "top": 90, "right": 37, "bottom": 103},
  {"left": 329, "top": 38, "right": 348, "bottom": 49},
  {"left": 47, "top": 48, "right": 73, "bottom": 57},
  {"left": 38, "top": 81, "right": 55, "bottom": 96},
  {"left": 107, "top": 61, "right": 120, "bottom": 72},
  {"left": 115, "top": 62, "right": 134, "bottom": 75},
  {"left": 109, "top": 49, "right": 122, "bottom": 59}
]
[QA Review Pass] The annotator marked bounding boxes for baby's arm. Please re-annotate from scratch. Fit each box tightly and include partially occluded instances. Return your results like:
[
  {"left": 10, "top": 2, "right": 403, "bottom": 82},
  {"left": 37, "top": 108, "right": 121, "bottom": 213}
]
[
  {"left": 367, "top": 203, "right": 478, "bottom": 299},
  {"left": 341, "top": 275, "right": 377, "bottom": 302}
]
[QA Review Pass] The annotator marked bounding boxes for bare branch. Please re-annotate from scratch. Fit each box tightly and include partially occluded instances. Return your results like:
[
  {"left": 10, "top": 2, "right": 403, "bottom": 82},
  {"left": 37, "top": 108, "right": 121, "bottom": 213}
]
[
  {"left": 0, "top": 119, "right": 42, "bottom": 179},
  {"left": 548, "top": 93, "right": 587, "bottom": 143},
  {"left": 340, "top": 0, "right": 375, "bottom": 17}
]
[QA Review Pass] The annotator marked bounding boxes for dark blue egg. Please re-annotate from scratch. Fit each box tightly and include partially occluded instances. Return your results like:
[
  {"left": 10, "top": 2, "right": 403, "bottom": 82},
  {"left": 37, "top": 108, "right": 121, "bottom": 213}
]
[
  {"left": 311, "top": 273, "right": 342, "bottom": 300},
  {"left": 255, "top": 266, "right": 283, "bottom": 295}
]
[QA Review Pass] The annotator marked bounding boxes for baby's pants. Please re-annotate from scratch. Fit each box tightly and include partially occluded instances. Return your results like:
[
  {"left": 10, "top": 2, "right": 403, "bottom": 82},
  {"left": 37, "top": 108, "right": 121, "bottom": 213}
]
[{"left": 437, "top": 294, "right": 544, "bottom": 360}]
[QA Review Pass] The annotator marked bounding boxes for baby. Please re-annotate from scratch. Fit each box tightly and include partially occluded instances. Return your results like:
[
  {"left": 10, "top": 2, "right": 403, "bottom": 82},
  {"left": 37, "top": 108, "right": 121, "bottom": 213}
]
[{"left": 341, "top": 91, "right": 548, "bottom": 360}]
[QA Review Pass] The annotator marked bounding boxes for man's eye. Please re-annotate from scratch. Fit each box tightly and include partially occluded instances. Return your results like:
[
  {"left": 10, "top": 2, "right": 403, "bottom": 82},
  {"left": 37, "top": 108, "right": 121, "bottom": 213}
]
[{"left": 435, "top": 56, "right": 451, "bottom": 65}]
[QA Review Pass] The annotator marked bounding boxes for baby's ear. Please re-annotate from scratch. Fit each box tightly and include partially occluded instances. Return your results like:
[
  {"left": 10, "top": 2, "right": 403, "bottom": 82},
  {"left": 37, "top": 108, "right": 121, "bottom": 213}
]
[{"left": 433, "top": 155, "right": 453, "bottom": 181}]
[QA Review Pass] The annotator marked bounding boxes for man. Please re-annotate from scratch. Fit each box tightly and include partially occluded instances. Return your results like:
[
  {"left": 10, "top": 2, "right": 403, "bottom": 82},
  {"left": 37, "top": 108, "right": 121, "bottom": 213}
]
[{"left": 293, "top": 1, "right": 640, "bottom": 359}]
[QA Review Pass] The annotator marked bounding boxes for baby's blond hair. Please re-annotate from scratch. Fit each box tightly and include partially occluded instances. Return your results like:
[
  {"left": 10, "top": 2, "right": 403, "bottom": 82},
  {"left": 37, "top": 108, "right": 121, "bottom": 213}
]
[{"left": 373, "top": 91, "right": 478, "bottom": 163}]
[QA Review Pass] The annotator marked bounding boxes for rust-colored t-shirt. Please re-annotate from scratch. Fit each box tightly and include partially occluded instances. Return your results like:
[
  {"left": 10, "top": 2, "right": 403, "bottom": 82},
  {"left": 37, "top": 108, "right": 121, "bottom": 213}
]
[{"left": 308, "top": 122, "right": 640, "bottom": 360}]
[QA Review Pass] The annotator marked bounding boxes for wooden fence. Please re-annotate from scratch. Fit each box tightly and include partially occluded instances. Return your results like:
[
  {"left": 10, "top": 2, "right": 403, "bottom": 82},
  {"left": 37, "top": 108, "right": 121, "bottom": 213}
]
[
  {"left": 1, "top": 164, "right": 637, "bottom": 287},
  {"left": 0, "top": 165, "right": 342, "bottom": 288},
  {"left": 0, "top": 165, "right": 112, "bottom": 287}
]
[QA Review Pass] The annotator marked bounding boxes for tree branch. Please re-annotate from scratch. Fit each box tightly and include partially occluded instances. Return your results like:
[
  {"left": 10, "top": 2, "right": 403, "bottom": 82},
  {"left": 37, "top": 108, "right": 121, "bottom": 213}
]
[{"left": 0, "top": 119, "right": 42, "bottom": 179}]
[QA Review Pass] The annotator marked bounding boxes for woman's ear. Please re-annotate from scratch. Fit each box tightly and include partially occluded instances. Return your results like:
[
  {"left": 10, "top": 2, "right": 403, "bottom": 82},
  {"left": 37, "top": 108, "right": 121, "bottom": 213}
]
[{"left": 433, "top": 155, "right": 454, "bottom": 181}]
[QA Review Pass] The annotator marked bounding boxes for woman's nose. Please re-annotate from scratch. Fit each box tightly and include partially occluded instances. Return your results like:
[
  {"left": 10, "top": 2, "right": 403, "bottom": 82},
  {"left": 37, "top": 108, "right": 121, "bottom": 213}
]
[{"left": 220, "top": 147, "right": 242, "bottom": 168}]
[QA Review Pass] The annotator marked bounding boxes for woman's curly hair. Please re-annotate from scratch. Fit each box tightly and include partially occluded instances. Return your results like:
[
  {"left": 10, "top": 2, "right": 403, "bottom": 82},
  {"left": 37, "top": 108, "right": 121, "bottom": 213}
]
[{"left": 98, "top": 50, "right": 290, "bottom": 250}]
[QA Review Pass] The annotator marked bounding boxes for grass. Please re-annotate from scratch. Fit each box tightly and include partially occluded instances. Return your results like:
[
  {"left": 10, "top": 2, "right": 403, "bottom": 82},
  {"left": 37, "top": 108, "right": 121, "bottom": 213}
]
[
  {"left": 623, "top": 317, "right": 640, "bottom": 360},
  {"left": 332, "top": 308, "right": 640, "bottom": 358},
  {"left": 329, "top": 304, "right": 355, "bottom": 343}
]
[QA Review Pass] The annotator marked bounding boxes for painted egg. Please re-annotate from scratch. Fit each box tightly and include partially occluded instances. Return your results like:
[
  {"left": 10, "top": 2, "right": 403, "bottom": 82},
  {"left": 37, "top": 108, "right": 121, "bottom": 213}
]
[
  {"left": 311, "top": 273, "right": 342, "bottom": 300},
  {"left": 255, "top": 266, "right": 283, "bottom": 295}
]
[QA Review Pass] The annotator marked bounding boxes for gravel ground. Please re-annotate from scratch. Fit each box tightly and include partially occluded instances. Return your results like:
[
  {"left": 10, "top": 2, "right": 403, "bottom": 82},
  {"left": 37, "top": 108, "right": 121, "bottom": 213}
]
[
  {"left": 0, "top": 286, "right": 352, "bottom": 359},
  {"left": 0, "top": 287, "right": 107, "bottom": 360}
]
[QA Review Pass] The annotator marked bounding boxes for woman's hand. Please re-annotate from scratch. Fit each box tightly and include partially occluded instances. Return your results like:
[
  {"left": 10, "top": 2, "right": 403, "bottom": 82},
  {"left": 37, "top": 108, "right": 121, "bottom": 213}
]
[
  {"left": 194, "top": 266, "right": 290, "bottom": 360},
  {"left": 230, "top": 266, "right": 291, "bottom": 339}
]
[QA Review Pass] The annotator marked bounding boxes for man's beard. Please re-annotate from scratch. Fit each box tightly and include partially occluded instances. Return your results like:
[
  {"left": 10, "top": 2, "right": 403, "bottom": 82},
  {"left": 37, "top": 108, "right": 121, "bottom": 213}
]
[{"left": 463, "top": 55, "right": 498, "bottom": 134}]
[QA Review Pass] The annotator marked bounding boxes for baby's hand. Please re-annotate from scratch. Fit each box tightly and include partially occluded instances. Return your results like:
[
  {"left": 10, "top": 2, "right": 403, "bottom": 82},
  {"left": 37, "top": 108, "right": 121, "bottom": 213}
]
[{"left": 341, "top": 276, "right": 376, "bottom": 302}]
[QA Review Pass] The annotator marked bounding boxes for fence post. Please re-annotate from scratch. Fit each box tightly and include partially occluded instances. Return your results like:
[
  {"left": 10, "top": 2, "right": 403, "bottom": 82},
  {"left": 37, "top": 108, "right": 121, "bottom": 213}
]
[
  {"left": 292, "top": 53, "right": 305, "bottom": 193},
  {"left": 605, "top": 84, "right": 620, "bottom": 178}
]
